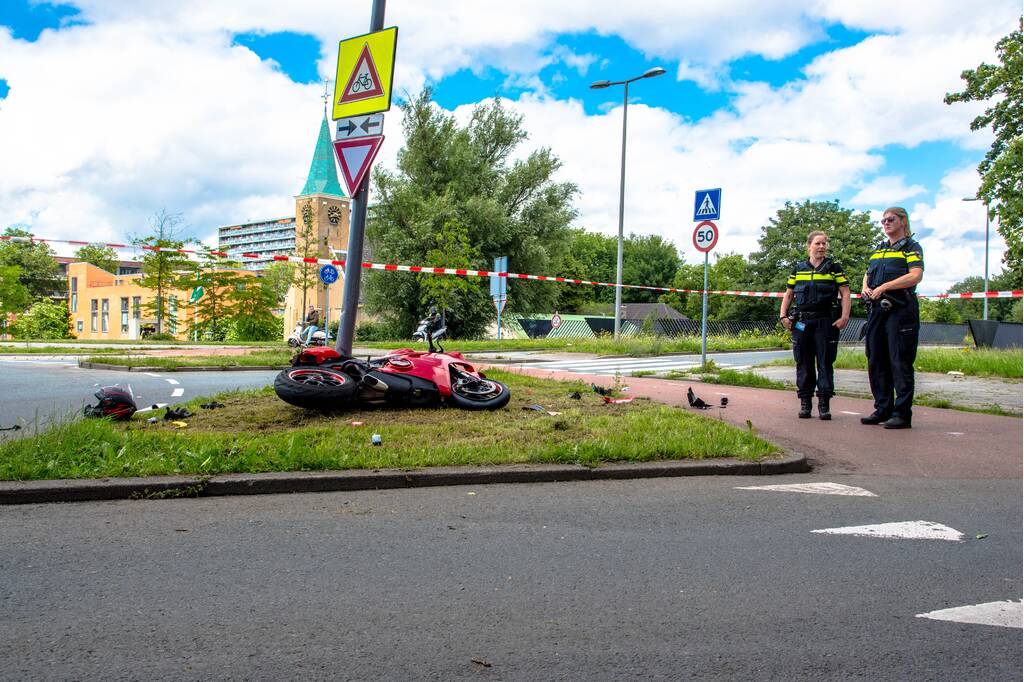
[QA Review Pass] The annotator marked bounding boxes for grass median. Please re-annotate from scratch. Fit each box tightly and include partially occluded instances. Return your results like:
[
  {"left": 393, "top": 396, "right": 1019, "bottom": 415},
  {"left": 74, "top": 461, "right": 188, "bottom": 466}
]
[
  {"left": 759, "top": 346, "right": 1022, "bottom": 379},
  {"left": 0, "top": 369, "right": 779, "bottom": 481}
]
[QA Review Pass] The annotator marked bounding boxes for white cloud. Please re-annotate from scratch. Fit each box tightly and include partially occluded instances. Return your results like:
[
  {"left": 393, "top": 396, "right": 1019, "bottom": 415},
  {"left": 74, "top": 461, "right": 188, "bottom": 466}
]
[
  {"left": 848, "top": 175, "right": 926, "bottom": 205},
  {"left": 0, "top": 0, "right": 1018, "bottom": 300}
]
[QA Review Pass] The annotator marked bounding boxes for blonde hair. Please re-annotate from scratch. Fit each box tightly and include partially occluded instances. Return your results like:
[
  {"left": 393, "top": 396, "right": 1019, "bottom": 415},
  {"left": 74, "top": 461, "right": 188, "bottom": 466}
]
[
  {"left": 806, "top": 230, "right": 828, "bottom": 246},
  {"left": 883, "top": 207, "right": 911, "bottom": 237}
]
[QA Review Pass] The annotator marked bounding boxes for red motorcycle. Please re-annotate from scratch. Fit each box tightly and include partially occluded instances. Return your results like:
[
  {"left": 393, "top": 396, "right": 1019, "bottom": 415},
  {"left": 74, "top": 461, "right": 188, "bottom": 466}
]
[{"left": 274, "top": 309, "right": 510, "bottom": 411}]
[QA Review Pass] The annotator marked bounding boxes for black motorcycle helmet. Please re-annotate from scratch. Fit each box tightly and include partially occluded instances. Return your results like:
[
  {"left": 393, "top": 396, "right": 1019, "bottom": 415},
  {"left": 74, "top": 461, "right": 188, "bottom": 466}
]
[{"left": 83, "top": 385, "right": 138, "bottom": 420}]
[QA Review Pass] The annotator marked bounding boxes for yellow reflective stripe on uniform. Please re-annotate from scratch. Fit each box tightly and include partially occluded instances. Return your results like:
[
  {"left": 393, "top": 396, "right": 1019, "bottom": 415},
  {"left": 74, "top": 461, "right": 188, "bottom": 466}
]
[
  {"left": 793, "top": 272, "right": 840, "bottom": 281},
  {"left": 835, "top": 274, "right": 848, "bottom": 284},
  {"left": 870, "top": 250, "right": 918, "bottom": 261}
]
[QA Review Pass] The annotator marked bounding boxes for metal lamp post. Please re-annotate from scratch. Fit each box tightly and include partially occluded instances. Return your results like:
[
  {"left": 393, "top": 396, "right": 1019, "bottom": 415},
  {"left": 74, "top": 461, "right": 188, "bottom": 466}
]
[
  {"left": 962, "top": 196, "right": 991, "bottom": 320},
  {"left": 590, "top": 66, "right": 666, "bottom": 339}
]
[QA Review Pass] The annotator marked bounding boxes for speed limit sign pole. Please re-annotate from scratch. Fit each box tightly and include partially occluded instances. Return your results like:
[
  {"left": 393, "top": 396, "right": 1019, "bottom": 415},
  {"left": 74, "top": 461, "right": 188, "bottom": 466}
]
[{"left": 692, "top": 219, "right": 719, "bottom": 369}]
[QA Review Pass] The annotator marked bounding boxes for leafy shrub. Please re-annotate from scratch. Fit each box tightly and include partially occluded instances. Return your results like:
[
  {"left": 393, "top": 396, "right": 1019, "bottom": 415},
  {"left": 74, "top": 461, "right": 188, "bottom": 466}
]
[{"left": 10, "top": 300, "right": 73, "bottom": 339}]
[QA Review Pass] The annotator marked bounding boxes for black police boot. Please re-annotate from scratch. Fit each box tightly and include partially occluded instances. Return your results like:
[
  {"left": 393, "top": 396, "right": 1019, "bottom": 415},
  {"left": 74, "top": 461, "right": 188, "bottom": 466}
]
[
  {"left": 818, "top": 396, "right": 831, "bottom": 421},
  {"left": 798, "top": 397, "right": 812, "bottom": 419}
]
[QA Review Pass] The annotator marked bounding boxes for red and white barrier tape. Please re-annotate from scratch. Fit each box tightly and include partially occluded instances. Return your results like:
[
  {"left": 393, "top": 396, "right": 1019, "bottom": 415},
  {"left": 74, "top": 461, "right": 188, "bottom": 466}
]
[{"left": 3, "top": 234, "right": 1021, "bottom": 301}]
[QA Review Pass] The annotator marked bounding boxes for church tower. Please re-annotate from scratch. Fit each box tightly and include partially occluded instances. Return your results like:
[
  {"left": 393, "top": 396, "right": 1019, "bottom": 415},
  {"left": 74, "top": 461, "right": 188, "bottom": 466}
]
[{"left": 284, "top": 114, "right": 351, "bottom": 336}]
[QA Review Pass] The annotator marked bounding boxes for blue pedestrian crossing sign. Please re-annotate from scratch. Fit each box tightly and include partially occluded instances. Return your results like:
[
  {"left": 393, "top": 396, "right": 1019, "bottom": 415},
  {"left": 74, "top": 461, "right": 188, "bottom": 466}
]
[{"left": 694, "top": 188, "right": 722, "bottom": 221}]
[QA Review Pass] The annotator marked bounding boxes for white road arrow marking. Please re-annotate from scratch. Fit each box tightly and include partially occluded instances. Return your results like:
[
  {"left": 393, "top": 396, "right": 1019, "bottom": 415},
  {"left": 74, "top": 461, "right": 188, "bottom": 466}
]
[
  {"left": 811, "top": 520, "right": 965, "bottom": 541},
  {"left": 736, "top": 482, "right": 877, "bottom": 496},
  {"left": 917, "top": 600, "right": 1022, "bottom": 629}
]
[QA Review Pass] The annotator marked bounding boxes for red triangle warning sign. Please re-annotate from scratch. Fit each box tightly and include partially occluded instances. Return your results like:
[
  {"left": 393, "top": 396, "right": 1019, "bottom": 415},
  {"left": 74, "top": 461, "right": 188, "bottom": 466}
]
[
  {"left": 338, "top": 43, "right": 385, "bottom": 105},
  {"left": 333, "top": 135, "right": 385, "bottom": 197}
]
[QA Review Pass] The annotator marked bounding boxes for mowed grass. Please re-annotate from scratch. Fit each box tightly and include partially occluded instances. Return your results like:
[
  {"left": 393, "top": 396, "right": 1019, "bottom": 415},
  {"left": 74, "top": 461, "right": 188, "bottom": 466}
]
[
  {"left": 761, "top": 346, "right": 1022, "bottom": 379},
  {"left": 88, "top": 350, "right": 292, "bottom": 369},
  {"left": 359, "top": 334, "right": 788, "bottom": 356},
  {"left": 0, "top": 370, "right": 779, "bottom": 481}
]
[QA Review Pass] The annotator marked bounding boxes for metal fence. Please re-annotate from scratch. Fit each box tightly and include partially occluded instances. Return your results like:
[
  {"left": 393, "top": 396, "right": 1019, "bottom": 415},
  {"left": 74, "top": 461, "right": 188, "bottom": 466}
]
[{"left": 509, "top": 315, "right": 985, "bottom": 347}]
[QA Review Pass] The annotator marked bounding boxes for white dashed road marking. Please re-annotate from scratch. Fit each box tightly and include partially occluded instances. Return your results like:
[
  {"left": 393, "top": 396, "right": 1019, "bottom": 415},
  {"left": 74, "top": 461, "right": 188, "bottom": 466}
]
[
  {"left": 840, "top": 410, "right": 860, "bottom": 415},
  {"left": 737, "top": 482, "right": 877, "bottom": 497},
  {"left": 171, "top": 388, "right": 184, "bottom": 397},
  {"left": 811, "top": 520, "right": 965, "bottom": 542},
  {"left": 144, "top": 373, "right": 161, "bottom": 377},
  {"left": 917, "top": 600, "right": 1023, "bottom": 629},
  {"left": 165, "top": 378, "right": 180, "bottom": 385}
]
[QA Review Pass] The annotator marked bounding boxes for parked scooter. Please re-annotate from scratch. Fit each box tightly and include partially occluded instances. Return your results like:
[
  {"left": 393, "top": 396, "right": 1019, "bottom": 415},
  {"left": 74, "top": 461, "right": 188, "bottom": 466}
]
[
  {"left": 274, "top": 308, "right": 510, "bottom": 411},
  {"left": 287, "top": 322, "right": 329, "bottom": 348}
]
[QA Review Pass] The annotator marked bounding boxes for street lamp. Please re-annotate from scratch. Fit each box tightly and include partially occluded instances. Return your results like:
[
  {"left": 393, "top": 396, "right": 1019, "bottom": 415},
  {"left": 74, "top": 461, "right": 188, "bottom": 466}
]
[
  {"left": 962, "top": 196, "right": 990, "bottom": 320},
  {"left": 590, "top": 66, "right": 667, "bottom": 338}
]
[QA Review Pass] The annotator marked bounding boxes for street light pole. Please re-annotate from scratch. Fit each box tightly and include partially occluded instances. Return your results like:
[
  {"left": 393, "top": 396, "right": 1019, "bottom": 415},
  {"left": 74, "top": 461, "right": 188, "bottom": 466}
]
[
  {"left": 963, "top": 196, "right": 991, "bottom": 320},
  {"left": 590, "top": 67, "right": 666, "bottom": 339}
]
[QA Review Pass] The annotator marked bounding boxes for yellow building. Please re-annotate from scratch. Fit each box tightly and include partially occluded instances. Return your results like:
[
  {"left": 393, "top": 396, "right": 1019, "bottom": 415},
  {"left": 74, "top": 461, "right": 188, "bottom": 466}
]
[{"left": 67, "top": 261, "right": 252, "bottom": 341}]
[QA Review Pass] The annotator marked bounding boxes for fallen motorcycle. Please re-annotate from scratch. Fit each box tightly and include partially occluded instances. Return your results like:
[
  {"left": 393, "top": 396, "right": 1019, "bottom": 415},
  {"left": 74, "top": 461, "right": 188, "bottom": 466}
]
[{"left": 274, "top": 308, "right": 510, "bottom": 411}]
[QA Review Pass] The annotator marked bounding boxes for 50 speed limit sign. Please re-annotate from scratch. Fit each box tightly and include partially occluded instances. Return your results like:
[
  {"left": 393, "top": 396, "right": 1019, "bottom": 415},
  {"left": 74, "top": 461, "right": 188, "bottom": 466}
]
[{"left": 692, "top": 220, "right": 719, "bottom": 253}]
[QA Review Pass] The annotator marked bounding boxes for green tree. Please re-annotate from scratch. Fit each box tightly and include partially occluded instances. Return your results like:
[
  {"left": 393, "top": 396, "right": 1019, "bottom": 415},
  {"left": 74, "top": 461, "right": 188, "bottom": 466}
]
[
  {"left": 0, "top": 265, "right": 31, "bottom": 337},
  {"left": 367, "top": 89, "right": 577, "bottom": 338},
  {"left": 621, "top": 233, "right": 680, "bottom": 304},
  {"left": 945, "top": 18, "right": 1023, "bottom": 283},
  {"left": 179, "top": 247, "right": 241, "bottom": 341},
  {"left": 292, "top": 200, "right": 321, "bottom": 316},
  {"left": 744, "top": 200, "right": 880, "bottom": 318},
  {"left": 11, "top": 299, "right": 72, "bottom": 339},
  {"left": 260, "top": 261, "right": 296, "bottom": 305},
  {"left": 946, "top": 272, "right": 1021, "bottom": 322},
  {"left": 228, "top": 278, "right": 281, "bottom": 341},
  {"left": 0, "top": 227, "right": 62, "bottom": 300},
  {"left": 660, "top": 252, "right": 750, "bottom": 320},
  {"left": 554, "top": 229, "right": 616, "bottom": 313},
  {"left": 73, "top": 243, "right": 119, "bottom": 274},
  {"left": 133, "top": 211, "right": 194, "bottom": 335}
]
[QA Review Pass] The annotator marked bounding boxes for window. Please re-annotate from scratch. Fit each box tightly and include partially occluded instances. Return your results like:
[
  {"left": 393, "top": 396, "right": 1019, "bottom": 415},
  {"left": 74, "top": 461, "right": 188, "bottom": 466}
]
[
  {"left": 132, "top": 296, "right": 141, "bottom": 321},
  {"left": 90, "top": 300, "right": 98, "bottom": 332},
  {"left": 169, "top": 295, "right": 178, "bottom": 335},
  {"left": 71, "top": 277, "right": 78, "bottom": 312},
  {"left": 101, "top": 299, "right": 109, "bottom": 333},
  {"left": 76, "top": 320, "right": 83, "bottom": 333},
  {"left": 120, "top": 297, "right": 129, "bottom": 333}
]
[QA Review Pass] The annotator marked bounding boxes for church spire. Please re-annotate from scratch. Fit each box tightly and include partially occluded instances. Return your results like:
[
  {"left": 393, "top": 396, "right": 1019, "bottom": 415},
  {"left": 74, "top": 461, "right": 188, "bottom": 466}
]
[{"left": 298, "top": 113, "right": 345, "bottom": 198}]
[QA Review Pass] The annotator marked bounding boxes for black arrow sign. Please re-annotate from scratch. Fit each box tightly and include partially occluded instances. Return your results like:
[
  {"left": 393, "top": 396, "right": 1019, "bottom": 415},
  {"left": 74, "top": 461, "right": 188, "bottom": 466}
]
[
  {"left": 360, "top": 118, "right": 382, "bottom": 133},
  {"left": 338, "top": 119, "right": 358, "bottom": 136}
]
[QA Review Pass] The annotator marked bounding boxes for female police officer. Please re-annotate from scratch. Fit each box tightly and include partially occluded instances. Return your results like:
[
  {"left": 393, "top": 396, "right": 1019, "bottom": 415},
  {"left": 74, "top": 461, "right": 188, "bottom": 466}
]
[
  {"left": 860, "top": 206, "right": 924, "bottom": 429},
  {"left": 779, "top": 231, "right": 851, "bottom": 420}
]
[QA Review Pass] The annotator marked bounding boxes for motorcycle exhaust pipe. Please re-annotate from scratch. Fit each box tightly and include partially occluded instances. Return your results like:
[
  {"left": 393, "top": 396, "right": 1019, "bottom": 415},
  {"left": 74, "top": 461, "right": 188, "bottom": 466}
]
[{"left": 361, "top": 375, "right": 388, "bottom": 391}]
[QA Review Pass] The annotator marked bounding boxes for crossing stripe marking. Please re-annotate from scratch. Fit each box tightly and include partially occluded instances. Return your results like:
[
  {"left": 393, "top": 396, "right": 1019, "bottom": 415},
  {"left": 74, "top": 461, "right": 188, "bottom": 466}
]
[
  {"left": 916, "top": 600, "right": 1022, "bottom": 629},
  {"left": 811, "top": 520, "right": 964, "bottom": 541},
  {"left": 737, "top": 482, "right": 877, "bottom": 497},
  {"left": 165, "top": 378, "right": 180, "bottom": 385},
  {"left": 171, "top": 388, "right": 184, "bottom": 397}
]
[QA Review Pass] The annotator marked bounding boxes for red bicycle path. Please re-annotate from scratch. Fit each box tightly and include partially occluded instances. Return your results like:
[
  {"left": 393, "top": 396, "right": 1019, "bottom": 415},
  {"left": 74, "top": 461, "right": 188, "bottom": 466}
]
[{"left": 499, "top": 367, "right": 1022, "bottom": 480}]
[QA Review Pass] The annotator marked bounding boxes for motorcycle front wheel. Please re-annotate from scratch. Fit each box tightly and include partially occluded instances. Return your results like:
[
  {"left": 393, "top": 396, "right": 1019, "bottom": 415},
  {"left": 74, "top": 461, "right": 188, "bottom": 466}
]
[
  {"left": 274, "top": 367, "right": 357, "bottom": 409},
  {"left": 448, "top": 374, "right": 511, "bottom": 410}
]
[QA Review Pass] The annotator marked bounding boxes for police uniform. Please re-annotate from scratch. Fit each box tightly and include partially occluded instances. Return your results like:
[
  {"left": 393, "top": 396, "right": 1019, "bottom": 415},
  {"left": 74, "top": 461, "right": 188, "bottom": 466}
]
[
  {"left": 786, "top": 259, "right": 848, "bottom": 406},
  {"left": 863, "top": 237, "right": 924, "bottom": 425}
]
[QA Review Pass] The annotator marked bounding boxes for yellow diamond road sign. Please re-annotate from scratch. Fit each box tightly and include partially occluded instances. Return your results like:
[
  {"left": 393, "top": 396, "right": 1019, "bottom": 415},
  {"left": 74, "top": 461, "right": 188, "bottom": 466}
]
[{"left": 332, "top": 26, "right": 397, "bottom": 120}]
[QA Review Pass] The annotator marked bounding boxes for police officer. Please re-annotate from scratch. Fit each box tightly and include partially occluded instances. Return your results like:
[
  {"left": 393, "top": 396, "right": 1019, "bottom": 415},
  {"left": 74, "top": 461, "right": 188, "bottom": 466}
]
[
  {"left": 779, "top": 231, "right": 851, "bottom": 420},
  {"left": 860, "top": 206, "right": 924, "bottom": 429}
]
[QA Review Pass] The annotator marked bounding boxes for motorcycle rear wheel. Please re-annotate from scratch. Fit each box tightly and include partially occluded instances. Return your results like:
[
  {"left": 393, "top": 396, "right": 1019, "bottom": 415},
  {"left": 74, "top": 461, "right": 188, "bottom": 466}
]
[
  {"left": 274, "top": 367, "right": 357, "bottom": 409},
  {"left": 449, "top": 375, "right": 510, "bottom": 410}
]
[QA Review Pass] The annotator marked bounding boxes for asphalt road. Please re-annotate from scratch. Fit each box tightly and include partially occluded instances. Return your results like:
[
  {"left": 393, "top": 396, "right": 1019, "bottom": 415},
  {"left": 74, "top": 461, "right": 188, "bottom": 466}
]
[
  {"left": 0, "top": 357, "right": 276, "bottom": 439},
  {"left": 1, "top": 475, "right": 1019, "bottom": 681}
]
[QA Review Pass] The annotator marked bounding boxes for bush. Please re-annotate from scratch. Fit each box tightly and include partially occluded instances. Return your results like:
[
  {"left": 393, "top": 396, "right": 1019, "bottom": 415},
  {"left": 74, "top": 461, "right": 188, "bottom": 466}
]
[
  {"left": 355, "top": 319, "right": 401, "bottom": 342},
  {"left": 226, "top": 314, "right": 284, "bottom": 342},
  {"left": 10, "top": 300, "right": 73, "bottom": 340},
  {"left": 145, "top": 333, "right": 176, "bottom": 341}
]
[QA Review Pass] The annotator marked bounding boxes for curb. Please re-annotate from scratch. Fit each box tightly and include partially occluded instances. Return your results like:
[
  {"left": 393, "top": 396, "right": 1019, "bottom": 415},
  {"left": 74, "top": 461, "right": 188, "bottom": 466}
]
[
  {"left": 0, "top": 454, "right": 809, "bottom": 505},
  {"left": 78, "top": 361, "right": 283, "bottom": 372}
]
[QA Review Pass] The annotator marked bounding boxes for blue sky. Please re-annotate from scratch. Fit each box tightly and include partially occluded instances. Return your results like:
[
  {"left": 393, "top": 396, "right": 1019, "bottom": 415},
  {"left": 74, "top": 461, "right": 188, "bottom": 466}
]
[{"left": 0, "top": 1, "right": 1019, "bottom": 291}]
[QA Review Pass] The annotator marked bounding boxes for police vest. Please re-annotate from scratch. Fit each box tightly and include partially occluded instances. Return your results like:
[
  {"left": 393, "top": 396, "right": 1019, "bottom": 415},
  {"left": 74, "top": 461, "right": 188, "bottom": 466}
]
[
  {"left": 866, "top": 238, "right": 924, "bottom": 293},
  {"left": 787, "top": 259, "right": 848, "bottom": 312}
]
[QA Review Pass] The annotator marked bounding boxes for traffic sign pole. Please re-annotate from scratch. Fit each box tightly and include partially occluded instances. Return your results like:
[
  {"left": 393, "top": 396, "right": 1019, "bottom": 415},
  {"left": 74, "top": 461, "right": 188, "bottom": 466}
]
[
  {"left": 701, "top": 251, "right": 709, "bottom": 368},
  {"left": 337, "top": 0, "right": 387, "bottom": 357}
]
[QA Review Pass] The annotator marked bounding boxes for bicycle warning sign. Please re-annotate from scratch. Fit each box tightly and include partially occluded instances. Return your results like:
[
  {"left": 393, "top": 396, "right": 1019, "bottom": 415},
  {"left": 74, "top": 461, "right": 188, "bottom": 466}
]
[{"left": 332, "top": 27, "right": 397, "bottom": 120}]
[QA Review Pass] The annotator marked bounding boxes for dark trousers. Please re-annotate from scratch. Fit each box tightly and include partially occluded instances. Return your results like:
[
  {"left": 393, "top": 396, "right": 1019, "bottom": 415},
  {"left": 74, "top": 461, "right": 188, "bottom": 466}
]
[
  {"left": 792, "top": 315, "right": 840, "bottom": 399},
  {"left": 864, "top": 303, "right": 919, "bottom": 420}
]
